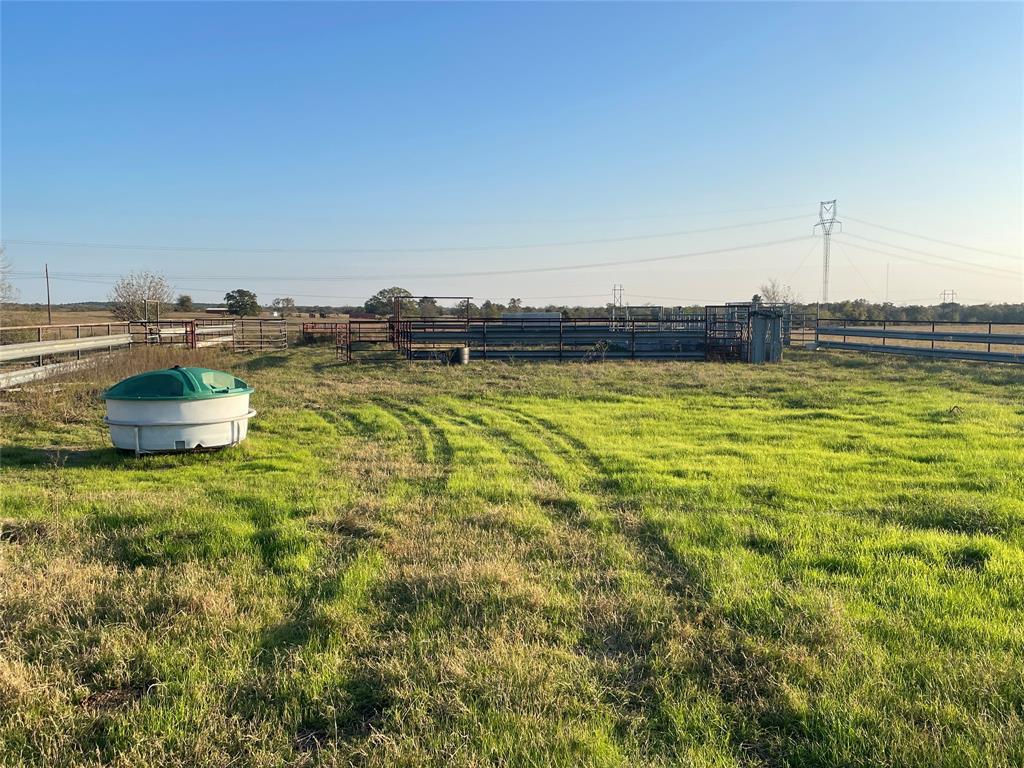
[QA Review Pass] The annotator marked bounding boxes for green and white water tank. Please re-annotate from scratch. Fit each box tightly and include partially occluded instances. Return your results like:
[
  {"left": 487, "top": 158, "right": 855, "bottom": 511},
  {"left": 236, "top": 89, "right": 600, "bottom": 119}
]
[{"left": 103, "top": 366, "right": 256, "bottom": 454}]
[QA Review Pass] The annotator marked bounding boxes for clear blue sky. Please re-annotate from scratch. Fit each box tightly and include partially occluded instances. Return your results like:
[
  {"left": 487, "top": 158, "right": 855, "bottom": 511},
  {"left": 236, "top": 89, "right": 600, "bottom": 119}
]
[{"left": 2, "top": 1, "right": 1021, "bottom": 307}]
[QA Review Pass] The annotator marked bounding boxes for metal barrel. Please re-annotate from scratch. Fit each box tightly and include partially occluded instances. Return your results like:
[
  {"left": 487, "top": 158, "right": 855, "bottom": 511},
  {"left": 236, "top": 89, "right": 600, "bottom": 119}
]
[{"left": 452, "top": 346, "right": 470, "bottom": 365}]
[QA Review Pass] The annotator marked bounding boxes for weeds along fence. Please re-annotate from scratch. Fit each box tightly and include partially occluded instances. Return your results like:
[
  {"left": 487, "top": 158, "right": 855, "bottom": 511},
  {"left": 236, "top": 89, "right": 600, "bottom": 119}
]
[
  {"left": 815, "top": 320, "right": 1024, "bottom": 364},
  {"left": 0, "top": 323, "right": 133, "bottom": 388},
  {"left": 0, "top": 318, "right": 288, "bottom": 388}
]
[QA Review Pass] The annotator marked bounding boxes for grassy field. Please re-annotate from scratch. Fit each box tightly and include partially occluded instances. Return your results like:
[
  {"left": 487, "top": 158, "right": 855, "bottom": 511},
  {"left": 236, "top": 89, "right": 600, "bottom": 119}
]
[{"left": 1, "top": 347, "right": 1023, "bottom": 767}]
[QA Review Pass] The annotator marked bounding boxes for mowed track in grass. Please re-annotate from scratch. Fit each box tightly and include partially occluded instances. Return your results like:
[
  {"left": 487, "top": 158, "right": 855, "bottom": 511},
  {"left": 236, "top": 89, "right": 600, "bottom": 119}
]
[{"left": 1, "top": 347, "right": 1023, "bottom": 767}]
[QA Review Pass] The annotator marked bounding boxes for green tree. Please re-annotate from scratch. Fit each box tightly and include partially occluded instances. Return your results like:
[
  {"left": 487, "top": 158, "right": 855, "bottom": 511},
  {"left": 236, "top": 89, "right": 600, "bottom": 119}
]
[
  {"left": 224, "top": 289, "right": 261, "bottom": 317},
  {"left": 365, "top": 287, "right": 414, "bottom": 316},
  {"left": 456, "top": 299, "right": 479, "bottom": 317},
  {"left": 480, "top": 300, "right": 503, "bottom": 318},
  {"left": 417, "top": 296, "right": 440, "bottom": 316},
  {"left": 175, "top": 294, "right": 194, "bottom": 312},
  {"left": 507, "top": 298, "right": 522, "bottom": 311}
]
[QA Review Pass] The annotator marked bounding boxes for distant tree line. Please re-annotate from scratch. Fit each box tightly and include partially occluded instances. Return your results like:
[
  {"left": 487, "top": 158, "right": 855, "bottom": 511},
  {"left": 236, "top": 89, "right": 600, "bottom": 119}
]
[
  {"left": 14, "top": 271, "right": 1024, "bottom": 325},
  {"left": 805, "top": 300, "right": 1024, "bottom": 324},
  {"left": 351, "top": 285, "right": 1024, "bottom": 323}
]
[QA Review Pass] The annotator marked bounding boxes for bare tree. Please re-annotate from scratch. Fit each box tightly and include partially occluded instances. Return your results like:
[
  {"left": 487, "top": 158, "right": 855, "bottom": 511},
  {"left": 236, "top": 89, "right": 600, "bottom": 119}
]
[
  {"left": 0, "top": 249, "right": 18, "bottom": 305},
  {"left": 758, "top": 278, "right": 798, "bottom": 305},
  {"left": 108, "top": 271, "right": 173, "bottom": 321}
]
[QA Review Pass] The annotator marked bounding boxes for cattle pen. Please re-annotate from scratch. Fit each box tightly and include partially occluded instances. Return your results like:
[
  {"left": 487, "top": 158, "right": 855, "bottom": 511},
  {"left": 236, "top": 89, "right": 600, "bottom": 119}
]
[{"left": 4, "top": 303, "right": 1024, "bottom": 390}]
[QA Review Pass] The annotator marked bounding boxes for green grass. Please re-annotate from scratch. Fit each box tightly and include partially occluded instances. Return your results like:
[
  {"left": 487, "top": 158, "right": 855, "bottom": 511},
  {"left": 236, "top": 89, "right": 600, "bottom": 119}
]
[{"left": 2, "top": 347, "right": 1023, "bottom": 767}]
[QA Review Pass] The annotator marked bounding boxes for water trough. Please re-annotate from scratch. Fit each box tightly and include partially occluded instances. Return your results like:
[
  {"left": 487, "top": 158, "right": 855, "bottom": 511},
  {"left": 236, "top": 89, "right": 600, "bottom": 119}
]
[{"left": 103, "top": 366, "right": 255, "bottom": 455}]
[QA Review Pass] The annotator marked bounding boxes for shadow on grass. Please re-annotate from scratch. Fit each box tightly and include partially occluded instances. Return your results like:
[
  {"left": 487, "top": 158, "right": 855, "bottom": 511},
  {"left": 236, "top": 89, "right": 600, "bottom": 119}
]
[
  {"left": 311, "top": 361, "right": 350, "bottom": 372},
  {"left": 311, "top": 356, "right": 405, "bottom": 372},
  {"left": 2, "top": 444, "right": 239, "bottom": 470},
  {"left": 0, "top": 445, "right": 130, "bottom": 468},
  {"left": 244, "top": 354, "right": 290, "bottom": 371},
  {"left": 234, "top": 535, "right": 393, "bottom": 747}
]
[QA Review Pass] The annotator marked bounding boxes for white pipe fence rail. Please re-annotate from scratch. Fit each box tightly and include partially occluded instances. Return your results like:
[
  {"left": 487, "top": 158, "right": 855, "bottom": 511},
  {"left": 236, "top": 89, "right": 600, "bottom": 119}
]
[
  {"left": 815, "top": 322, "right": 1024, "bottom": 364},
  {"left": 1, "top": 318, "right": 289, "bottom": 388},
  {"left": 0, "top": 334, "right": 132, "bottom": 363}
]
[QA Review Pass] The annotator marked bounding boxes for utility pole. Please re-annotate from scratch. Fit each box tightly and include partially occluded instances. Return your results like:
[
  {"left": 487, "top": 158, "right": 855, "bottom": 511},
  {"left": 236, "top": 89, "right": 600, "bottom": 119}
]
[
  {"left": 939, "top": 289, "right": 957, "bottom": 304},
  {"left": 813, "top": 200, "right": 841, "bottom": 304},
  {"left": 885, "top": 262, "right": 890, "bottom": 305},
  {"left": 45, "top": 263, "right": 52, "bottom": 325}
]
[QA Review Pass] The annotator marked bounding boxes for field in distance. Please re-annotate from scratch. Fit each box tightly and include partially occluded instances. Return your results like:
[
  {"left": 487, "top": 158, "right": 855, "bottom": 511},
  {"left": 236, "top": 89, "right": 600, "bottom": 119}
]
[{"left": 1, "top": 348, "right": 1022, "bottom": 767}]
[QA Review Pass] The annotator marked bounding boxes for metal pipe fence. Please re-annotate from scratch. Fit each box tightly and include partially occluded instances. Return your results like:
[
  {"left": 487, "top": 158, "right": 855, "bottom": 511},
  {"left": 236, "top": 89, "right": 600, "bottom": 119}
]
[
  {"left": 815, "top": 319, "right": 1024, "bottom": 364},
  {"left": 395, "top": 316, "right": 713, "bottom": 361},
  {"left": 233, "top": 319, "right": 287, "bottom": 352},
  {"left": 1, "top": 317, "right": 290, "bottom": 388}
]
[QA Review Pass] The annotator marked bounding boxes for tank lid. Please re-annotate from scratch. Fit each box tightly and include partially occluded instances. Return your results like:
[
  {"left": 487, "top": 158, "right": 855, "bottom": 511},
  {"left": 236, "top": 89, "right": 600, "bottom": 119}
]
[{"left": 103, "top": 366, "right": 254, "bottom": 401}]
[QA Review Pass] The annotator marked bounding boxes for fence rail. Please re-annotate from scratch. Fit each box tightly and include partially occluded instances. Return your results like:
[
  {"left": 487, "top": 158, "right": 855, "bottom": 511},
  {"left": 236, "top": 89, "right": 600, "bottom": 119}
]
[
  {"left": 320, "top": 307, "right": 790, "bottom": 364},
  {"left": 0, "top": 357, "right": 107, "bottom": 388},
  {"left": 233, "top": 319, "right": 287, "bottom": 352},
  {"left": 815, "top": 320, "right": 1024, "bottom": 364},
  {"left": 396, "top": 316, "right": 717, "bottom": 361},
  {"left": 1, "top": 317, "right": 289, "bottom": 388},
  {"left": 0, "top": 334, "right": 132, "bottom": 363}
]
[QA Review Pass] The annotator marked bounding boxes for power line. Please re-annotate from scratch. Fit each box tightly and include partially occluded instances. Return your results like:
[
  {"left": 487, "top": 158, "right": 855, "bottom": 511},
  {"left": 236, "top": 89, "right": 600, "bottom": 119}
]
[
  {"left": 784, "top": 239, "right": 821, "bottom": 287},
  {"left": 843, "top": 215, "right": 1019, "bottom": 260},
  {"left": 833, "top": 240, "right": 878, "bottom": 300},
  {"left": 5, "top": 274, "right": 605, "bottom": 301},
  {"left": 1, "top": 214, "right": 807, "bottom": 256},
  {"left": 833, "top": 236, "right": 1019, "bottom": 280},
  {"left": 453, "top": 201, "right": 814, "bottom": 226},
  {"left": 10, "top": 272, "right": 700, "bottom": 305},
  {"left": 838, "top": 233, "right": 1020, "bottom": 277},
  {"left": 17, "top": 275, "right": 705, "bottom": 306},
  {"left": 10, "top": 235, "right": 815, "bottom": 282},
  {"left": 629, "top": 294, "right": 706, "bottom": 304},
  {"left": 16, "top": 274, "right": 369, "bottom": 301}
]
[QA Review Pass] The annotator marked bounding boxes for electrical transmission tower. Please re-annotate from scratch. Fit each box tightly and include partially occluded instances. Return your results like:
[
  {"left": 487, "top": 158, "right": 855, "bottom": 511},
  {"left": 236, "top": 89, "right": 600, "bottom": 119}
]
[
  {"left": 813, "top": 200, "right": 842, "bottom": 304},
  {"left": 939, "top": 289, "right": 958, "bottom": 304},
  {"left": 612, "top": 284, "right": 624, "bottom": 325}
]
